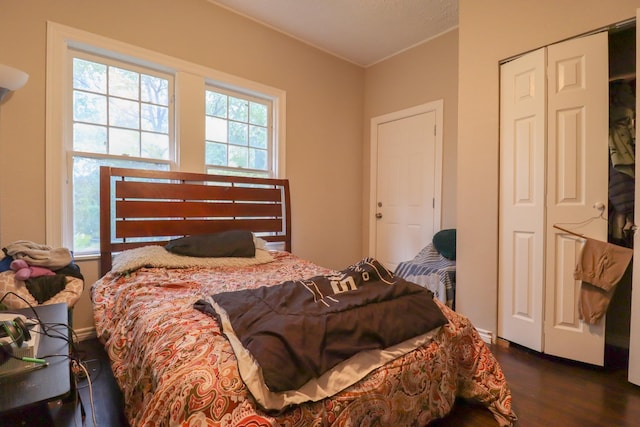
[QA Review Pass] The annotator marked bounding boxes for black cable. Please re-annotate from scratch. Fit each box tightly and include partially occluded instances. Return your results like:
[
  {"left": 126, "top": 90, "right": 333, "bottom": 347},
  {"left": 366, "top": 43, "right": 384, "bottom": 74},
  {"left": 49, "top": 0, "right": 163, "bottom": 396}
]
[
  {"left": 1, "top": 292, "right": 80, "bottom": 352},
  {"left": 1, "top": 290, "right": 97, "bottom": 424}
]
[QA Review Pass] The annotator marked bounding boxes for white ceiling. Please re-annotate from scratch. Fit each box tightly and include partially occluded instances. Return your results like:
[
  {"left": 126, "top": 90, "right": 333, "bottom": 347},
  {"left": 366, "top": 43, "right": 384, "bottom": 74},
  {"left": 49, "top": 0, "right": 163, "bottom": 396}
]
[{"left": 209, "top": 0, "right": 459, "bottom": 67}]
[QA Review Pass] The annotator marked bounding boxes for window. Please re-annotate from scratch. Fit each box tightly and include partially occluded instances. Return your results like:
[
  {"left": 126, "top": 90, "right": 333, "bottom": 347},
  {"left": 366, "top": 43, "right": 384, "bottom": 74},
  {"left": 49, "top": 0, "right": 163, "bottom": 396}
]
[
  {"left": 205, "top": 89, "right": 271, "bottom": 177},
  {"left": 46, "top": 23, "right": 286, "bottom": 256},
  {"left": 71, "top": 54, "right": 173, "bottom": 254}
]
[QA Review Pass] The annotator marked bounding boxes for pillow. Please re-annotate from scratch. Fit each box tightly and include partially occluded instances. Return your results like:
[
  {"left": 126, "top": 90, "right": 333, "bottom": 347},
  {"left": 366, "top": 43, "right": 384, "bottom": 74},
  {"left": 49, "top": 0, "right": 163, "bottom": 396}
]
[
  {"left": 432, "top": 229, "right": 456, "bottom": 260},
  {"left": 165, "top": 230, "right": 255, "bottom": 258},
  {"left": 111, "top": 245, "right": 274, "bottom": 274}
]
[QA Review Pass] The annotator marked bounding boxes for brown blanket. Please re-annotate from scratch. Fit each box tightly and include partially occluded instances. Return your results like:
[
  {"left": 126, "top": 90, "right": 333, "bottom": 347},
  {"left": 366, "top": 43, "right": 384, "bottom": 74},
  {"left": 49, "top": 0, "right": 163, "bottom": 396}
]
[{"left": 196, "top": 257, "right": 448, "bottom": 393}]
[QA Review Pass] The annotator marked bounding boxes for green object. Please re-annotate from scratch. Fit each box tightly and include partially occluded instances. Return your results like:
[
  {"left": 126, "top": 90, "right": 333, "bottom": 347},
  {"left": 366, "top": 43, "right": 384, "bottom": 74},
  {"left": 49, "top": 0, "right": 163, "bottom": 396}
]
[{"left": 433, "top": 229, "right": 456, "bottom": 260}]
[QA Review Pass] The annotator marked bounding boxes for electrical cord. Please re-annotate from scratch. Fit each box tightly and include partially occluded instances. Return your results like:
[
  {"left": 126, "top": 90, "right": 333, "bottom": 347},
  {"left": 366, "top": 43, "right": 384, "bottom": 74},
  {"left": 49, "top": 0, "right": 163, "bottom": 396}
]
[
  {"left": 1, "top": 292, "right": 80, "bottom": 351},
  {"left": 72, "top": 359, "right": 98, "bottom": 427},
  {"left": 1, "top": 291, "right": 98, "bottom": 425},
  {"left": 74, "top": 358, "right": 104, "bottom": 388}
]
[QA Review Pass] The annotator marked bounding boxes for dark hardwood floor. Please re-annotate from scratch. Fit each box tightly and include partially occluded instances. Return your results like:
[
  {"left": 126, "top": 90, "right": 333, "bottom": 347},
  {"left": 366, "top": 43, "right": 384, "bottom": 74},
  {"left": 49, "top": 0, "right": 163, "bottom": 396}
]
[
  {"left": 2, "top": 339, "right": 640, "bottom": 426},
  {"left": 434, "top": 343, "right": 640, "bottom": 427}
]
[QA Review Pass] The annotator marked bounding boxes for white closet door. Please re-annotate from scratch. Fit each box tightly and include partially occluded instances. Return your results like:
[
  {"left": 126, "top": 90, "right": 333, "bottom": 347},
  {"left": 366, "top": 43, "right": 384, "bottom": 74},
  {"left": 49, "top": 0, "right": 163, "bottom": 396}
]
[
  {"left": 628, "top": 9, "right": 640, "bottom": 386},
  {"left": 544, "top": 32, "right": 609, "bottom": 366},
  {"left": 498, "top": 48, "right": 546, "bottom": 351}
]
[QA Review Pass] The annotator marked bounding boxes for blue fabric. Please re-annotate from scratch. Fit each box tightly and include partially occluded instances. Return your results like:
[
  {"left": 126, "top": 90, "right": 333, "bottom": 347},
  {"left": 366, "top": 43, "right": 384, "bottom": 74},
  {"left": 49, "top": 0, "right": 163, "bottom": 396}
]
[{"left": 0, "top": 256, "right": 13, "bottom": 273}]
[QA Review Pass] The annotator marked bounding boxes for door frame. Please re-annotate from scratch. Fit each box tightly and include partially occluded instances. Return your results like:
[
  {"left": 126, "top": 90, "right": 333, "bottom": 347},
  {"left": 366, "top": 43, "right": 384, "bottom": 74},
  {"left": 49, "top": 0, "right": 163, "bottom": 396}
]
[
  {"left": 628, "top": 8, "right": 640, "bottom": 386},
  {"left": 368, "top": 100, "right": 444, "bottom": 256}
]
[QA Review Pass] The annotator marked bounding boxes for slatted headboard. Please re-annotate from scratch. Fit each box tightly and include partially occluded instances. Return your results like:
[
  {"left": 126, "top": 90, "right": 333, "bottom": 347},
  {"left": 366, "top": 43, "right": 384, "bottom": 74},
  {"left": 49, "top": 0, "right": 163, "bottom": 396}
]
[{"left": 99, "top": 167, "right": 291, "bottom": 276}]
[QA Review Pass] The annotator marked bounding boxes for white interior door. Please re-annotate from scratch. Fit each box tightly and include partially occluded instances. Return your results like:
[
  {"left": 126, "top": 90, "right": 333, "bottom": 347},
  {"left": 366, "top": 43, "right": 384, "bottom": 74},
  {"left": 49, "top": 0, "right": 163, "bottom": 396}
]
[
  {"left": 628, "top": 9, "right": 640, "bottom": 386},
  {"left": 498, "top": 47, "right": 546, "bottom": 351},
  {"left": 369, "top": 101, "right": 443, "bottom": 271},
  {"left": 544, "top": 32, "right": 609, "bottom": 366}
]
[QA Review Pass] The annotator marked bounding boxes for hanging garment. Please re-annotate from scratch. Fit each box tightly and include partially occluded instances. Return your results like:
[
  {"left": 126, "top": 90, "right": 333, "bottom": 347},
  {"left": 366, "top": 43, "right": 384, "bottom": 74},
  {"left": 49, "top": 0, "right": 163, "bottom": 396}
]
[
  {"left": 574, "top": 237, "right": 633, "bottom": 324},
  {"left": 609, "top": 160, "right": 635, "bottom": 246},
  {"left": 608, "top": 81, "right": 635, "bottom": 178}
]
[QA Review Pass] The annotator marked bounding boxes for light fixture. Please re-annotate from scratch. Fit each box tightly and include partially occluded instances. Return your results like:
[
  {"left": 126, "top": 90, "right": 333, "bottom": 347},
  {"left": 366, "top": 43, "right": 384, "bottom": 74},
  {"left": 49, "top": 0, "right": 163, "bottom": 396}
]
[{"left": 0, "top": 64, "right": 29, "bottom": 103}]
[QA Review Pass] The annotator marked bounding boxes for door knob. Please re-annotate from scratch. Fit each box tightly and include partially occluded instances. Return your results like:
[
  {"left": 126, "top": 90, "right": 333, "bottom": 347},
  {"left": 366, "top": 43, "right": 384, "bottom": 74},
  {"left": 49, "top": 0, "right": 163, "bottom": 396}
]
[{"left": 375, "top": 213, "right": 383, "bottom": 219}]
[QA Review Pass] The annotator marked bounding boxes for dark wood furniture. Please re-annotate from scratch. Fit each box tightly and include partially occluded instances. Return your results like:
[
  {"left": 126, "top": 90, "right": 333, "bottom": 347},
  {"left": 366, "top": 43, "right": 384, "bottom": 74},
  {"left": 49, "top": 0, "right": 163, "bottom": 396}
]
[
  {"left": 99, "top": 166, "right": 292, "bottom": 276},
  {"left": 0, "top": 303, "right": 71, "bottom": 414}
]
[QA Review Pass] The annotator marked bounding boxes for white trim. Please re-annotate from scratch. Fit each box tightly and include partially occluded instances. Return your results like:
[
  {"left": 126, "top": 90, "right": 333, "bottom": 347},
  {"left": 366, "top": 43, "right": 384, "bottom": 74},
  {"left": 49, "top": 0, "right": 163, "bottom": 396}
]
[
  {"left": 45, "top": 22, "right": 286, "bottom": 248},
  {"left": 74, "top": 326, "right": 97, "bottom": 342},
  {"left": 368, "top": 100, "right": 444, "bottom": 256},
  {"left": 475, "top": 327, "right": 494, "bottom": 345}
]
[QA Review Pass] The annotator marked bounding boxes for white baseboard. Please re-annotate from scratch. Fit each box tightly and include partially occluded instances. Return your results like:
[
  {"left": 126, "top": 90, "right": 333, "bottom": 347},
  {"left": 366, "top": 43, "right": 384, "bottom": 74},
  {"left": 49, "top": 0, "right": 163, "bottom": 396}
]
[
  {"left": 73, "top": 327, "right": 97, "bottom": 342},
  {"left": 475, "top": 327, "right": 494, "bottom": 344}
]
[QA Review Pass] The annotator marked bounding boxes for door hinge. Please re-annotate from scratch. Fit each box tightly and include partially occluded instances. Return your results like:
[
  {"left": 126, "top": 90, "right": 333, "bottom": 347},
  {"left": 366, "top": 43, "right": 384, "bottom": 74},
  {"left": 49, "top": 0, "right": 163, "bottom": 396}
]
[{"left": 433, "top": 124, "right": 436, "bottom": 136}]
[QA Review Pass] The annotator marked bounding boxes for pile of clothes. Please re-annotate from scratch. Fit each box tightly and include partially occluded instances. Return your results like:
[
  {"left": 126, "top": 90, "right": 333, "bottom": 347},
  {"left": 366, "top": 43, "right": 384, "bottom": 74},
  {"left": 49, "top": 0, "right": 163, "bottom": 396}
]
[{"left": 0, "top": 240, "right": 83, "bottom": 306}]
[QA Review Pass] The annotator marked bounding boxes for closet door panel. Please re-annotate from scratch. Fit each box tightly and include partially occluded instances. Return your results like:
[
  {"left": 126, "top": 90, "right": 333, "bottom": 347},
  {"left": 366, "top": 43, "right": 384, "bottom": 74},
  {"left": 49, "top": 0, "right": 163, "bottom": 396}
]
[
  {"left": 552, "top": 235, "right": 583, "bottom": 326},
  {"left": 544, "top": 32, "right": 609, "bottom": 366},
  {"left": 498, "top": 48, "right": 546, "bottom": 351}
]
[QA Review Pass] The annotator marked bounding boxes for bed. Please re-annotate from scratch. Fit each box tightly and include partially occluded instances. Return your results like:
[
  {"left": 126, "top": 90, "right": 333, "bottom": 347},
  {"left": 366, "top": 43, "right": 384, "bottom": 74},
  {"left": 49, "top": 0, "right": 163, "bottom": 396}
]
[{"left": 91, "top": 167, "right": 517, "bottom": 427}]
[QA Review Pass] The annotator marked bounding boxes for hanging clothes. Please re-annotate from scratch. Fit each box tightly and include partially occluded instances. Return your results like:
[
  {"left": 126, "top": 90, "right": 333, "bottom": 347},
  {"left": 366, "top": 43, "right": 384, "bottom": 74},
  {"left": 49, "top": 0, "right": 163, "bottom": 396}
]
[
  {"left": 608, "top": 80, "right": 636, "bottom": 246},
  {"left": 574, "top": 237, "right": 633, "bottom": 324},
  {"left": 609, "top": 159, "right": 635, "bottom": 246},
  {"left": 609, "top": 80, "right": 635, "bottom": 177}
]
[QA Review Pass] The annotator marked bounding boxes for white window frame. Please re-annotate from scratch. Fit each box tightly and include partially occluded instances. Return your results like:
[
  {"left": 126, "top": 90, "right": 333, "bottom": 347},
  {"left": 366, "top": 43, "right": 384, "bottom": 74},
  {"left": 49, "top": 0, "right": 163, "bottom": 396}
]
[
  {"left": 46, "top": 22, "right": 286, "bottom": 255},
  {"left": 204, "top": 85, "right": 274, "bottom": 177}
]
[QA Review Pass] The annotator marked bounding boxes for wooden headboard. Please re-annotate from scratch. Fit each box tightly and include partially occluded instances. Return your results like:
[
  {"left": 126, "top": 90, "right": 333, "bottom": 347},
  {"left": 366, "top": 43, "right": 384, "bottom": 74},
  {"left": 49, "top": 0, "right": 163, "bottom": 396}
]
[{"left": 99, "top": 167, "right": 291, "bottom": 276}]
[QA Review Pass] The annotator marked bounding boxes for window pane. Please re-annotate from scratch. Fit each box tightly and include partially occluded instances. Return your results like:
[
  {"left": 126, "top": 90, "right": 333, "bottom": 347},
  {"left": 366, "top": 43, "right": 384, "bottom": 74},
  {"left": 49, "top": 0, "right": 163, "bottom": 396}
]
[
  {"left": 249, "top": 125, "right": 267, "bottom": 148},
  {"left": 206, "top": 141, "right": 227, "bottom": 166},
  {"left": 249, "top": 148, "right": 268, "bottom": 171},
  {"left": 109, "top": 66, "right": 139, "bottom": 100},
  {"left": 228, "top": 145, "right": 248, "bottom": 168},
  {"left": 229, "top": 122, "right": 248, "bottom": 145},
  {"left": 74, "top": 91, "right": 107, "bottom": 124},
  {"left": 229, "top": 96, "right": 248, "bottom": 121},
  {"left": 141, "top": 74, "right": 169, "bottom": 106},
  {"left": 109, "top": 97, "right": 140, "bottom": 129},
  {"left": 109, "top": 128, "right": 140, "bottom": 156},
  {"left": 74, "top": 123, "right": 107, "bottom": 153},
  {"left": 206, "top": 116, "right": 227, "bottom": 142},
  {"left": 141, "top": 104, "right": 168, "bottom": 133},
  {"left": 73, "top": 58, "right": 107, "bottom": 93},
  {"left": 249, "top": 102, "right": 267, "bottom": 126},
  {"left": 206, "top": 91, "right": 227, "bottom": 118},
  {"left": 141, "top": 132, "right": 169, "bottom": 160},
  {"left": 72, "top": 156, "right": 169, "bottom": 254}
]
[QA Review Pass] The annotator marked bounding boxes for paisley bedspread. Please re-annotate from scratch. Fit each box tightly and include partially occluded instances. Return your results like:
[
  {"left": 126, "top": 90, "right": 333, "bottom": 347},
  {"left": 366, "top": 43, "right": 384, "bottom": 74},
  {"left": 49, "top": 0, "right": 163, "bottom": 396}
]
[{"left": 91, "top": 251, "right": 516, "bottom": 427}]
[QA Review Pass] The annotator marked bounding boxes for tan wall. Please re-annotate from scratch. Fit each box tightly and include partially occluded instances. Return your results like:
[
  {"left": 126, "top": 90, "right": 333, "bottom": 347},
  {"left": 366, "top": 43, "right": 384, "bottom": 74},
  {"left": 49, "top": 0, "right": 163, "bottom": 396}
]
[
  {"left": 363, "top": 29, "right": 459, "bottom": 252},
  {"left": 0, "top": 0, "right": 364, "bottom": 332},
  {"left": 458, "top": 0, "right": 640, "bottom": 332}
]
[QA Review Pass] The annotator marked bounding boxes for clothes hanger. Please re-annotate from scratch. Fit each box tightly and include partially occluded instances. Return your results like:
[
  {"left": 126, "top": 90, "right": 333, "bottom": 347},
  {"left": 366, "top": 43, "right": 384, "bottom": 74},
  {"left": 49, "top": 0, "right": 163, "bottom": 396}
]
[{"left": 552, "top": 202, "right": 608, "bottom": 239}]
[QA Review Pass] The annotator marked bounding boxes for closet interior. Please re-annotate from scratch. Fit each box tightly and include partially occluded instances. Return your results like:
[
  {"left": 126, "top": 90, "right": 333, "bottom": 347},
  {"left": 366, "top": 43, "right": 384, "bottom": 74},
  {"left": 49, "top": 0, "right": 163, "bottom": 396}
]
[{"left": 606, "top": 24, "right": 636, "bottom": 367}]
